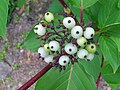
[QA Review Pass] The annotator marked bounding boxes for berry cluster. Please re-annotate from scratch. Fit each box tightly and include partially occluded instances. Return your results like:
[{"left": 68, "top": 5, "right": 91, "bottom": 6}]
[{"left": 34, "top": 11, "right": 98, "bottom": 71}]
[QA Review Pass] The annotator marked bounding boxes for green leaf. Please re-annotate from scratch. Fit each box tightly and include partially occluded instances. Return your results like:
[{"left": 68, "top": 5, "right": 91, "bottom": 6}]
[
  {"left": 102, "top": 64, "right": 120, "bottom": 89},
  {"left": 102, "top": 23, "right": 120, "bottom": 38},
  {"left": 35, "top": 63, "right": 97, "bottom": 90},
  {"left": 81, "top": 55, "right": 101, "bottom": 81},
  {"left": 99, "top": 36, "right": 120, "bottom": 73},
  {"left": 68, "top": 0, "right": 98, "bottom": 9},
  {"left": 22, "top": 27, "right": 43, "bottom": 52},
  {"left": 118, "top": 0, "right": 120, "bottom": 8},
  {"left": 0, "top": 0, "right": 9, "bottom": 39},
  {"left": 17, "top": 0, "right": 26, "bottom": 7},
  {"left": 111, "top": 37, "right": 120, "bottom": 51},
  {"left": 98, "top": 0, "right": 120, "bottom": 28},
  {"left": 48, "top": 0, "right": 64, "bottom": 13}
]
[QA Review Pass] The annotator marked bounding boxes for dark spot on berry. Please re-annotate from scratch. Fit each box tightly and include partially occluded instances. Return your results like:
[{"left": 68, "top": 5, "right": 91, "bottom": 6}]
[
  {"left": 63, "top": 60, "right": 67, "bottom": 63},
  {"left": 91, "top": 46, "right": 94, "bottom": 49},
  {"left": 39, "top": 53, "right": 41, "bottom": 56},
  {"left": 87, "top": 59, "right": 90, "bottom": 61},
  {"left": 46, "top": 12, "right": 49, "bottom": 15},
  {"left": 51, "top": 46, "right": 54, "bottom": 49},
  {"left": 84, "top": 42, "right": 87, "bottom": 45},
  {"left": 68, "top": 20, "right": 71, "bottom": 23},
  {"left": 47, "top": 47, "right": 49, "bottom": 49},
  {"left": 69, "top": 48, "right": 72, "bottom": 52},
  {"left": 42, "top": 58, "right": 44, "bottom": 60},
  {"left": 84, "top": 55, "right": 87, "bottom": 58},
  {"left": 34, "top": 27, "right": 38, "bottom": 30},
  {"left": 91, "top": 34, "right": 93, "bottom": 37},
  {"left": 76, "top": 31, "right": 79, "bottom": 34}
]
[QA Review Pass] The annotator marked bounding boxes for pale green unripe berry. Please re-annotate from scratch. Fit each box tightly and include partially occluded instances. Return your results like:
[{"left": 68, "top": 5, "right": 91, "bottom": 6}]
[
  {"left": 58, "top": 55, "right": 70, "bottom": 66},
  {"left": 44, "top": 44, "right": 50, "bottom": 52},
  {"left": 45, "top": 12, "right": 54, "bottom": 22},
  {"left": 63, "top": 17, "right": 76, "bottom": 29},
  {"left": 84, "top": 27, "right": 95, "bottom": 39},
  {"left": 86, "top": 44, "right": 96, "bottom": 53},
  {"left": 71, "top": 26, "right": 83, "bottom": 38},
  {"left": 77, "top": 37, "right": 87, "bottom": 47},
  {"left": 77, "top": 49, "right": 88, "bottom": 59},
  {"left": 34, "top": 24, "right": 46, "bottom": 36},
  {"left": 44, "top": 55, "right": 54, "bottom": 63}
]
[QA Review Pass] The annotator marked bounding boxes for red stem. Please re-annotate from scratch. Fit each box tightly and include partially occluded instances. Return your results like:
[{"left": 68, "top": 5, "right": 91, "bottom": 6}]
[
  {"left": 80, "top": 7, "right": 84, "bottom": 26},
  {"left": 96, "top": 56, "right": 104, "bottom": 88},
  {"left": 18, "top": 64, "right": 52, "bottom": 90},
  {"left": 58, "top": 0, "right": 79, "bottom": 25}
]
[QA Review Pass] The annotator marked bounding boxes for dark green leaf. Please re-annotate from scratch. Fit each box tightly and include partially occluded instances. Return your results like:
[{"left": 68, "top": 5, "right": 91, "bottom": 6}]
[
  {"left": 48, "top": 0, "right": 64, "bottom": 13},
  {"left": 99, "top": 36, "right": 120, "bottom": 73},
  {"left": 98, "top": 0, "right": 120, "bottom": 28},
  {"left": 102, "top": 64, "right": 120, "bottom": 89},
  {"left": 35, "top": 63, "right": 97, "bottom": 90},
  {"left": 111, "top": 37, "right": 120, "bottom": 52},
  {"left": 17, "top": 0, "right": 26, "bottom": 7},
  {"left": 102, "top": 23, "right": 120, "bottom": 38},
  {"left": 118, "top": 0, "right": 120, "bottom": 8},
  {"left": 0, "top": 0, "right": 9, "bottom": 39},
  {"left": 68, "top": 0, "right": 98, "bottom": 9}
]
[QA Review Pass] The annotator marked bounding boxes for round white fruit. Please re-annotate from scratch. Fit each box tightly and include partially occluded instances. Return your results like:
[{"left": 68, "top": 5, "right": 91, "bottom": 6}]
[
  {"left": 58, "top": 55, "right": 70, "bottom": 66},
  {"left": 71, "top": 26, "right": 83, "bottom": 38},
  {"left": 77, "top": 49, "right": 88, "bottom": 59},
  {"left": 63, "top": 17, "right": 76, "bottom": 29},
  {"left": 34, "top": 24, "right": 46, "bottom": 36},
  {"left": 44, "top": 12, "right": 54, "bottom": 22},
  {"left": 77, "top": 37, "right": 87, "bottom": 47},
  {"left": 38, "top": 47, "right": 49, "bottom": 57},
  {"left": 86, "top": 53, "right": 94, "bottom": 61},
  {"left": 49, "top": 41, "right": 60, "bottom": 51},
  {"left": 84, "top": 27, "right": 95, "bottom": 39},
  {"left": 44, "top": 55, "right": 54, "bottom": 63},
  {"left": 65, "top": 43, "right": 77, "bottom": 55}
]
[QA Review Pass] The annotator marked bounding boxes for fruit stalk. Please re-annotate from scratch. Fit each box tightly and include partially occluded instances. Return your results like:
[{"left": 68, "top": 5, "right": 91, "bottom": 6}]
[
  {"left": 80, "top": 7, "right": 84, "bottom": 26},
  {"left": 96, "top": 56, "right": 104, "bottom": 88},
  {"left": 58, "top": 0, "right": 79, "bottom": 25},
  {"left": 18, "top": 64, "right": 52, "bottom": 90}
]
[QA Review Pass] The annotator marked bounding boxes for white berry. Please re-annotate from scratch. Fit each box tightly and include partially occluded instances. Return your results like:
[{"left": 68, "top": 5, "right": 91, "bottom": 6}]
[
  {"left": 84, "top": 27, "right": 95, "bottom": 39},
  {"left": 63, "top": 17, "right": 76, "bottom": 29},
  {"left": 77, "top": 49, "right": 88, "bottom": 59},
  {"left": 45, "top": 12, "right": 54, "bottom": 22},
  {"left": 58, "top": 55, "right": 69, "bottom": 66},
  {"left": 44, "top": 55, "right": 54, "bottom": 63},
  {"left": 49, "top": 41, "right": 60, "bottom": 51},
  {"left": 34, "top": 24, "right": 46, "bottom": 36},
  {"left": 77, "top": 37, "right": 87, "bottom": 47},
  {"left": 65, "top": 43, "right": 77, "bottom": 55},
  {"left": 86, "top": 53, "right": 94, "bottom": 61},
  {"left": 71, "top": 26, "right": 83, "bottom": 38},
  {"left": 38, "top": 47, "right": 49, "bottom": 57}
]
